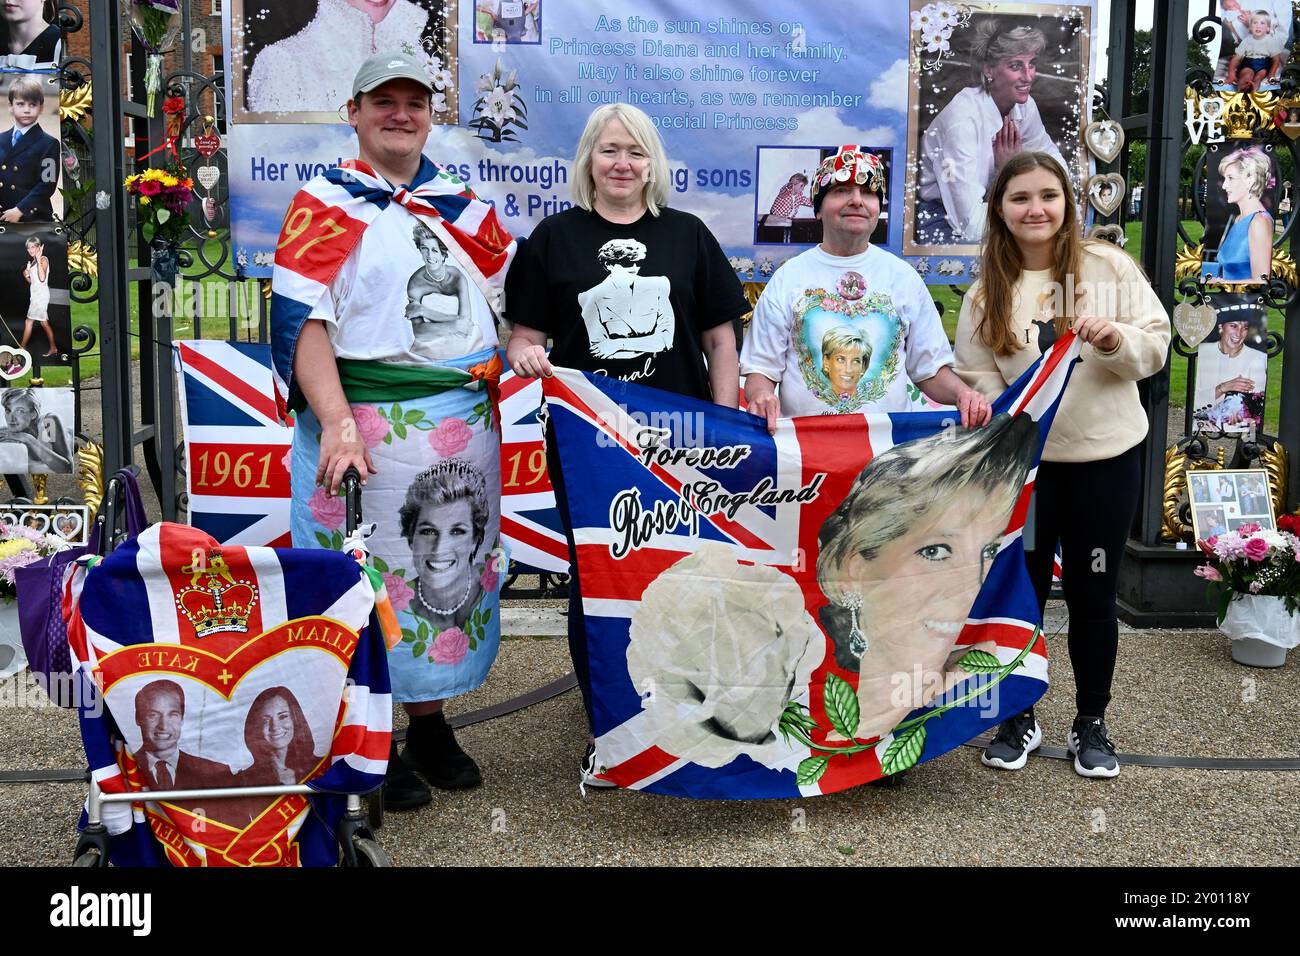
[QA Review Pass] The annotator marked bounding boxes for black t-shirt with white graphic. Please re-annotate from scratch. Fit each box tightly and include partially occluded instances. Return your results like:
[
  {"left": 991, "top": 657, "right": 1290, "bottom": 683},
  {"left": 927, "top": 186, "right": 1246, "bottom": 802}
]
[{"left": 505, "top": 206, "right": 748, "bottom": 401}]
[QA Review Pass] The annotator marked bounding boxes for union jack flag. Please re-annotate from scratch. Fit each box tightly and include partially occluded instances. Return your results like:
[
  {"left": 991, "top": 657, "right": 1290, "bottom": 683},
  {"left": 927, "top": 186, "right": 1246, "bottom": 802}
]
[
  {"left": 542, "top": 334, "right": 1082, "bottom": 798},
  {"left": 175, "top": 340, "right": 293, "bottom": 548},
  {"left": 498, "top": 370, "right": 568, "bottom": 574},
  {"left": 67, "top": 523, "right": 391, "bottom": 867}
]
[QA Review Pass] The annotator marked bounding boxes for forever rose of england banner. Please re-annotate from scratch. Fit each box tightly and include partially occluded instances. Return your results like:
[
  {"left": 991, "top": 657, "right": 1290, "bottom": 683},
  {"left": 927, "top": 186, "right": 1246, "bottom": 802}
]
[{"left": 542, "top": 333, "right": 1081, "bottom": 798}]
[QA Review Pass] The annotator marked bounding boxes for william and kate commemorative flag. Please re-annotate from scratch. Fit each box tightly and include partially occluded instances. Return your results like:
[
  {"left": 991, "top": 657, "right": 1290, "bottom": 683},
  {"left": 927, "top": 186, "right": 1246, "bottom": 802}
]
[
  {"left": 68, "top": 523, "right": 392, "bottom": 866},
  {"left": 542, "top": 333, "right": 1082, "bottom": 799}
]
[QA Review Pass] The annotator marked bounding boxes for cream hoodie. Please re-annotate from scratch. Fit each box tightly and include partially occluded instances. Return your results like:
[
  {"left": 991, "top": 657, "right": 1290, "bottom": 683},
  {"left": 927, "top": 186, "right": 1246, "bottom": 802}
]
[{"left": 954, "top": 242, "right": 1171, "bottom": 463}]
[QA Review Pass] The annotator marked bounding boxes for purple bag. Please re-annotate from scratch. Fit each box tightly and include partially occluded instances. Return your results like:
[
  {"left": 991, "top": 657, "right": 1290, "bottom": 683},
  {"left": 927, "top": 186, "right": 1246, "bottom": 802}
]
[{"left": 16, "top": 469, "right": 147, "bottom": 706}]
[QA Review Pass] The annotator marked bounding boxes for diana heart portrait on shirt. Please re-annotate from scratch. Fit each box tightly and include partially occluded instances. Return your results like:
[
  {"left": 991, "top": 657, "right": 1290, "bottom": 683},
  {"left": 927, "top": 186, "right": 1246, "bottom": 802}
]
[{"left": 908, "top": 12, "right": 1086, "bottom": 252}]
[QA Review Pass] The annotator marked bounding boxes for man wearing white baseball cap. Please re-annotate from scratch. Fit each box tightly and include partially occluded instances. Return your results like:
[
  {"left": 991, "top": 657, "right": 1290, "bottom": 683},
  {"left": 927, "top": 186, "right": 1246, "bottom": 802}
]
[
  {"left": 742, "top": 144, "right": 990, "bottom": 433},
  {"left": 271, "top": 52, "right": 517, "bottom": 812}
]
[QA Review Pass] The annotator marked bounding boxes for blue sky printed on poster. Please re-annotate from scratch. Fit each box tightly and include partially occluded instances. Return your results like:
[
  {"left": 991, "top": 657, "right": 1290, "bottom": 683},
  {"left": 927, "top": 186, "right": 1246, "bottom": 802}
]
[{"left": 225, "top": 0, "right": 1097, "bottom": 284}]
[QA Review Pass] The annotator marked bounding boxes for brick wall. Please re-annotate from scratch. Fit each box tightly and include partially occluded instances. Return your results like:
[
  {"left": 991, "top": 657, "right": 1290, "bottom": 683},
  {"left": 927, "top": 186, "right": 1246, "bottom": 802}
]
[{"left": 65, "top": 0, "right": 225, "bottom": 80}]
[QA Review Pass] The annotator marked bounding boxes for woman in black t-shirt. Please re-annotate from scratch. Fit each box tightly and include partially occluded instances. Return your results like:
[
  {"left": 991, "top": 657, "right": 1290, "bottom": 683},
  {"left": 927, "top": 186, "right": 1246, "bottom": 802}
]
[{"left": 505, "top": 103, "right": 748, "bottom": 787}]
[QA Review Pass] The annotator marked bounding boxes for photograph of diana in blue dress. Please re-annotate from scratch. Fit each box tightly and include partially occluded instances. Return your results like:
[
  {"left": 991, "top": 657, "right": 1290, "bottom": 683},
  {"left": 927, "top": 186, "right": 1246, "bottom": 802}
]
[{"left": 1201, "top": 146, "right": 1275, "bottom": 284}]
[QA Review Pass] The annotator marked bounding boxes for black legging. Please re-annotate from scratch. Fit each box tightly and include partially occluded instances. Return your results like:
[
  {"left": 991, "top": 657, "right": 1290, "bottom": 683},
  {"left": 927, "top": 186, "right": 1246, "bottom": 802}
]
[
  {"left": 544, "top": 421, "right": 595, "bottom": 730},
  {"left": 1023, "top": 444, "right": 1141, "bottom": 720}
]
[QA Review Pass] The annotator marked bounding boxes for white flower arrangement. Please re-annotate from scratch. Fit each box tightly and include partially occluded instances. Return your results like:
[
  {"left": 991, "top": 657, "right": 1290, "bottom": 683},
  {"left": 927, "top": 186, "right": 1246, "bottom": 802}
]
[
  {"left": 911, "top": 1, "right": 970, "bottom": 74},
  {"left": 469, "top": 59, "right": 528, "bottom": 143}
]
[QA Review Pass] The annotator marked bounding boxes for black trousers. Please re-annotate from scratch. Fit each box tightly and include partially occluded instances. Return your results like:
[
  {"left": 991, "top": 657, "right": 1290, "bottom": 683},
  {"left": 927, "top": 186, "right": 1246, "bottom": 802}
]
[
  {"left": 1023, "top": 444, "right": 1141, "bottom": 720},
  {"left": 544, "top": 421, "right": 595, "bottom": 731}
]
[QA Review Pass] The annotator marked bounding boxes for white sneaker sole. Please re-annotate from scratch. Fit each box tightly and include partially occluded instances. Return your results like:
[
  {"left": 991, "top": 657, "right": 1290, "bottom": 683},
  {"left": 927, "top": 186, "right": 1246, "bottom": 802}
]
[
  {"left": 980, "top": 722, "right": 1042, "bottom": 770},
  {"left": 1066, "top": 732, "right": 1121, "bottom": 779}
]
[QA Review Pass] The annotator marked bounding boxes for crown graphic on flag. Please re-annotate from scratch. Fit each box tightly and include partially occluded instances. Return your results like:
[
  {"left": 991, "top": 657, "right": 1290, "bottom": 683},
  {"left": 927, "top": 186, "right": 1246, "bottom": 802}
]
[{"left": 175, "top": 551, "right": 260, "bottom": 637}]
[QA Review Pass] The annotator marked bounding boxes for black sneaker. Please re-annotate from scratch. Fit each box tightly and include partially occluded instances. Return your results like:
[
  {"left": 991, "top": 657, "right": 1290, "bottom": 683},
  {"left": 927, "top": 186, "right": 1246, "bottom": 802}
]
[
  {"left": 405, "top": 712, "right": 483, "bottom": 790},
  {"left": 1067, "top": 716, "right": 1120, "bottom": 779},
  {"left": 579, "top": 741, "right": 617, "bottom": 792},
  {"left": 980, "top": 709, "right": 1042, "bottom": 770},
  {"left": 382, "top": 742, "right": 432, "bottom": 811}
]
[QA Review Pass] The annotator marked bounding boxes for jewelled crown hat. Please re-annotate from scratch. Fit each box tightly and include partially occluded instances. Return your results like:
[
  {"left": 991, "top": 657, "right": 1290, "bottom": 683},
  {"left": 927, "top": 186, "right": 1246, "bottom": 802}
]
[{"left": 811, "top": 145, "right": 886, "bottom": 214}]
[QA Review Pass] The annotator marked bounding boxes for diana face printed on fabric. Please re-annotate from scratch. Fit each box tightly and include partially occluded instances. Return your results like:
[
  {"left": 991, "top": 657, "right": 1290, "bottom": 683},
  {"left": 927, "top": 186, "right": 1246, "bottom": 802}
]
[
  {"left": 816, "top": 413, "right": 1038, "bottom": 740},
  {"left": 400, "top": 459, "right": 489, "bottom": 630}
]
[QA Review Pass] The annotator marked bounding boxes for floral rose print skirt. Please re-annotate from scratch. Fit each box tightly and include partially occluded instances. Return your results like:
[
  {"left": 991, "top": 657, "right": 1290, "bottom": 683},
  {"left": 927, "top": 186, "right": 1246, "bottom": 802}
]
[{"left": 289, "top": 382, "right": 505, "bottom": 703}]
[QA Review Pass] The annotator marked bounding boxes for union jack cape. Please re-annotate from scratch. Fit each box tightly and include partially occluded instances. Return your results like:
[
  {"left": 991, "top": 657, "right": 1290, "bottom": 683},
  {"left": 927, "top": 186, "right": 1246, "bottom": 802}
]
[
  {"left": 542, "top": 334, "right": 1082, "bottom": 798},
  {"left": 269, "top": 156, "right": 516, "bottom": 412},
  {"left": 67, "top": 523, "right": 392, "bottom": 866}
]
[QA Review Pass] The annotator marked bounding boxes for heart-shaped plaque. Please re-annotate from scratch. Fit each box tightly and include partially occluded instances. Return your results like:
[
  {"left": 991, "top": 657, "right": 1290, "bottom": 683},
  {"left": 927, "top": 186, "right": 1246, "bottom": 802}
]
[
  {"left": 196, "top": 164, "right": 221, "bottom": 191},
  {"left": 1087, "top": 224, "right": 1126, "bottom": 245},
  {"left": 1173, "top": 301, "right": 1218, "bottom": 349},
  {"left": 195, "top": 133, "right": 221, "bottom": 157},
  {"left": 54, "top": 511, "right": 84, "bottom": 541},
  {"left": 1084, "top": 119, "right": 1124, "bottom": 163},
  {"left": 1278, "top": 100, "right": 1300, "bottom": 140},
  {"left": 0, "top": 346, "right": 32, "bottom": 381},
  {"left": 20, "top": 512, "right": 50, "bottom": 534},
  {"left": 1087, "top": 173, "right": 1126, "bottom": 216}
]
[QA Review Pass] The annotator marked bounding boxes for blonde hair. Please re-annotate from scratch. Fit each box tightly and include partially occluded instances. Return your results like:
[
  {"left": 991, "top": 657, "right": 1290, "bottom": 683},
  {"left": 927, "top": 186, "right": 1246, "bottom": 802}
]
[
  {"left": 571, "top": 104, "right": 670, "bottom": 216},
  {"left": 1221, "top": 148, "right": 1272, "bottom": 201},
  {"left": 969, "top": 20, "right": 1047, "bottom": 86},
  {"left": 972, "top": 151, "right": 1086, "bottom": 357}
]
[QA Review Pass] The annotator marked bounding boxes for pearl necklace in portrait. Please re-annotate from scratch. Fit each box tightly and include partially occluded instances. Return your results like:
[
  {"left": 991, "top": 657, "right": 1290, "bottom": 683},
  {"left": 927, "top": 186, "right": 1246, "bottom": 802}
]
[{"left": 416, "top": 576, "right": 472, "bottom": 617}]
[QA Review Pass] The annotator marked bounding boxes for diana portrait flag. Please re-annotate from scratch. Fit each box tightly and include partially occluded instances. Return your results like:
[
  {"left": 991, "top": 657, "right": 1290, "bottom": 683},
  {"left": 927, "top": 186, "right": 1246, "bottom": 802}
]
[{"left": 542, "top": 332, "right": 1081, "bottom": 798}]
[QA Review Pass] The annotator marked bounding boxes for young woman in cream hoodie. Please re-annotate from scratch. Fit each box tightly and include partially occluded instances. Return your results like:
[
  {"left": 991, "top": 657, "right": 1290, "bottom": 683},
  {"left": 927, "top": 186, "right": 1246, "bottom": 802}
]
[{"left": 954, "top": 151, "right": 1170, "bottom": 779}]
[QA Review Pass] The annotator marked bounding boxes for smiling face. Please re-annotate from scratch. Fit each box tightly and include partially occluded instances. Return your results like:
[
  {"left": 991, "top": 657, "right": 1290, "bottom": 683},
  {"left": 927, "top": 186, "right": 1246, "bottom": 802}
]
[
  {"left": 997, "top": 166, "right": 1067, "bottom": 254},
  {"left": 844, "top": 492, "right": 1008, "bottom": 652},
  {"left": 347, "top": 78, "right": 432, "bottom": 174},
  {"left": 136, "top": 688, "right": 183, "bottom": 760},
  {"left": 418, "top": 238, "right": 446, "bottom": 270},
  {"left": 5, "top": 398, "right": 35, "bottom": 431},
  {"left": 343, "top": 0, "right": 397, "bottom": 23},
  {"left": 1220, "top": 319, "right": 1249, "bottom": 353},
  {"left": 254, "top": 694, "right": 295, "bottom": 754},
  {"left": 412, "top": 498, "right": 477, "bottom": 595},
  {"left": 987, "top": 51, "right": 1038, "bottom": 106},
  {"left": 817, "top": 183, "right": 881, "bottom": 249},
  {"left": 822, "top": 345, "right": 865, "bottom": 395},
  {"left": 590, "top": 117, "right": 650, "bottom": 212}
]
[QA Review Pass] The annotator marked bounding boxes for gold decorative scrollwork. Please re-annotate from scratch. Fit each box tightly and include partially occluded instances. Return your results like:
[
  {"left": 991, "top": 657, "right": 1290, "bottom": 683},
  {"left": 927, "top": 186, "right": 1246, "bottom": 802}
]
[
  {"left": 1175, "top": 243, "right": 1204, "bottom": 283},
  {"left": 1174, "top": 245, "right": 1296, "bottom": 288},
  {"left": 1162, "top": 443, "right": 1227, "bottom": 542},
  {"left": 1257, "top": 438, "right": 1290, "bottom": 520},
  {"left": 67, "top": 241, "right": 97, "bottom": 280},
  {"left": 31, "top": 474, "right": 48, "bottom": 506},
  {"left": 77, "top": 441, "right": 105, "bottom": 516},
  {"left": 59, "top": 81, "right": 92, "bottom": 123}
]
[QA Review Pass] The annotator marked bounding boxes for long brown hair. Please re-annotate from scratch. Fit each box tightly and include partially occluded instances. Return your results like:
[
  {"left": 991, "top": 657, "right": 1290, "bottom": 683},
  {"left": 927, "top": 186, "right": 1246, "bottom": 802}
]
[{"left": 972, "top": 151, "right": 1086, "bottom": 357}]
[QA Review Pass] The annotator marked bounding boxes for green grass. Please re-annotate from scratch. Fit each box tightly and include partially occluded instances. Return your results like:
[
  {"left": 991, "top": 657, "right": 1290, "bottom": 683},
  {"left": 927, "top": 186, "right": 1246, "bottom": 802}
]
[{"left": 926, "top": 219, "right": 1284, "bottom": 434}]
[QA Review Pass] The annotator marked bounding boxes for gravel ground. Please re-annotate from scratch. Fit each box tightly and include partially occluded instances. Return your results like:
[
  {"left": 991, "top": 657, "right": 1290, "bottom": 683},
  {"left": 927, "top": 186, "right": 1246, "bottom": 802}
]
[{"left": 2, "top": 621, "right": 1297, "bottom": 868}]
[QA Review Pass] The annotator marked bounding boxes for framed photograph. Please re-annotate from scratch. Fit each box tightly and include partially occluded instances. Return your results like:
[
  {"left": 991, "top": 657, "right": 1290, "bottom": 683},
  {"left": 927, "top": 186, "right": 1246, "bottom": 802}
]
[
  {"left": 0, "top": 224, "right": 69, "bottom": 366},
  {"left": 1188, "top": 467, "right": 1276, "bottom": 541},
  {"left": 229, "top": 0, "right": 458, "bottom": 125},
  {"left": 0, "top": 71, "right": 61, "bottom": 224},
  {"left": 1199, "top": 141, "right": 1279, "bottom": 285},
  {"left": 0, "top": 385, "right": 73, "bottom": 474},
  {"left": 1209, "top": 0, "right": 1296, "bottom": 93},
  {"left": 754, "top": 145, "right": 892, "bottom": 248},
  {"left": 0, "top": 502, "right": 89, "bottom": 544},
  {"left": 902, "top": 1, "right": 1091, "bottom": 256},
  {"left": 1192, "top": 292, "right": 1268, "bottom": 435},
  {"left": 472, "top": 0, "right": 541, "bottom": 45}
]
